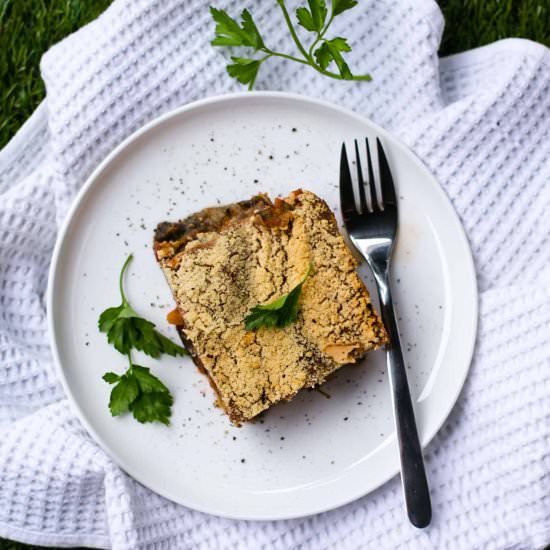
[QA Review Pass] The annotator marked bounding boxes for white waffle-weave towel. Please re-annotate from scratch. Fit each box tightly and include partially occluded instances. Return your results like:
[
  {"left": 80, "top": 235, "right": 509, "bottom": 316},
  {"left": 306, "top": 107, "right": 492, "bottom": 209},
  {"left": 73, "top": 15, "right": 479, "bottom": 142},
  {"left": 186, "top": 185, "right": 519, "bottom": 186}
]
[{"left": 0, "top": 1, "right": 549, "bottom": 548}]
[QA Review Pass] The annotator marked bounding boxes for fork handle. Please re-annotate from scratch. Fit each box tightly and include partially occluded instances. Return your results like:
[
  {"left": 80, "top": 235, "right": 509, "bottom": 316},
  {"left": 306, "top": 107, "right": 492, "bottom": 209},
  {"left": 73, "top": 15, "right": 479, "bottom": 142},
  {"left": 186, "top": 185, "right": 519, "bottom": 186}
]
[{"left": 376, "top": 278, "right": 432, "bottom": 528}]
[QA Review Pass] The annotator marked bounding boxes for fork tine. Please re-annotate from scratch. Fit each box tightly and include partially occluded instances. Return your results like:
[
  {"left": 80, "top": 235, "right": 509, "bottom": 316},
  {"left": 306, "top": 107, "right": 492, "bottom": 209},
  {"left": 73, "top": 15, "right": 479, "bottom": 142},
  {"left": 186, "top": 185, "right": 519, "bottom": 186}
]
[
  {"left": 365, "top": 138, "right": 378, "bottom": 211},
  {"left": 354, "top": 139, "right": 368, "bottom": 213},
  {"left": 340, "top": 143, "right": 356, "bottom": 222},
  {"left": 376, "top": 138, "right": 397, "bottom": 206}
]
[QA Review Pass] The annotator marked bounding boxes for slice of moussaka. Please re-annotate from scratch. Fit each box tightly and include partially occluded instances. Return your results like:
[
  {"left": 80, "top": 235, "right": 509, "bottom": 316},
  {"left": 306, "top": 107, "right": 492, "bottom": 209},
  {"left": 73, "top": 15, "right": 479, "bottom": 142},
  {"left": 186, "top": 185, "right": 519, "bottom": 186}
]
[{"left": 154, "top": 190, "right": 388, "bottom": 425}]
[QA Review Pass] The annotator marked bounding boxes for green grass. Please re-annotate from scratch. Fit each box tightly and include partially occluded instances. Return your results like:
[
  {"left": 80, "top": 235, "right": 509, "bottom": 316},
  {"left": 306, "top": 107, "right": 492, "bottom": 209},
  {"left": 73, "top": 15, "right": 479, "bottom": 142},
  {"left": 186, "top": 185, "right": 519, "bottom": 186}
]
[
  {"left": 0, "top": 0, "right": 111, "bottom": 150},
  {"left": 0, "top": 542, "right": 89, "bottom": 550},
  {"left": 439, "top": 0, "right": 549, "bottom": 54},
  {"left": 0, "top": 1, "right": 549, "bottom": 549}
]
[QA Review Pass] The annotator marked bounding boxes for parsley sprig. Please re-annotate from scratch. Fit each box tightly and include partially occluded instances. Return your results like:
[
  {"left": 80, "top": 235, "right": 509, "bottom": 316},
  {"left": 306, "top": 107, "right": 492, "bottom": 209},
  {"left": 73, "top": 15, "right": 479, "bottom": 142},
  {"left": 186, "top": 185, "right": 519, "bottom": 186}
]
[
  {"left": 245, "top": 264, "right": 312, "bottom": 330},
  {"left": 98, "top": 255, "right": 185, "bottom": 358},
  {"left": 98, "top": 255, "right": 187, "bottom": 425},
  {"left": 210, "top": 0, "right": 371, "bottom": 90},
  {"left": 103, "top": 362, "right": 173, "bottom": 426}
]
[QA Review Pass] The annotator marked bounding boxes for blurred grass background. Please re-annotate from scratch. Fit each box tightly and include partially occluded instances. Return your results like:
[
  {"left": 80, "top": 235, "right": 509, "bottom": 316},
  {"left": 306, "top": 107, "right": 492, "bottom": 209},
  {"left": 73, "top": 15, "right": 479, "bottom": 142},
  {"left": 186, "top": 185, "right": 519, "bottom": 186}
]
[
  {"left": 0, "top": 0, "right": 111, "bottom": 150},
  {"left": 0, "top": 0, "right": 548, "bottom": 548}
]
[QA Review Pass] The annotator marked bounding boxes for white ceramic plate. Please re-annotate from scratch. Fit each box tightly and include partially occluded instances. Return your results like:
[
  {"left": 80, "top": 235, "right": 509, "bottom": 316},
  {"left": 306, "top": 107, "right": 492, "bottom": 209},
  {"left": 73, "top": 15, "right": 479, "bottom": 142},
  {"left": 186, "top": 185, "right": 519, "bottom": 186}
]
[{"left": 48, "top": 92, "right": 477, "bottom": 520}]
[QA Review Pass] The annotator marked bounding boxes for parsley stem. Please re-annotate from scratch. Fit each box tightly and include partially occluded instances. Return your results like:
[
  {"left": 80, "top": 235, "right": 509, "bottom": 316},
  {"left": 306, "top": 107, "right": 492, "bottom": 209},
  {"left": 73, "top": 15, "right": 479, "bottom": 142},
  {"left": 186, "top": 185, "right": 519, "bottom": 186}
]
[
  {"left": 263, "top": 49, "right": 310, "bottom": 66},
  {"left": 210, "top": 3, "right": 372, "bottom": 89},
  {"left": 248, "top": 54, "right": 272, "bottom": 90},
  {"left": 265, "top": 46, "right": 371, "bottom": 81},
  {"left": 119, "top": 254, "right": 133, "bottom": 305},
  {"left": 276, "top": 0, "right": 310, "bottom": 60},
  {"left": 308, "top": 13, "right": 335, "bottom": 59},
  {"left": 316, "top": 68, "right": 372, "bottom": 81},
  {"left": 262, "top": 50, "right": 370, "bottom": 82},
  {"left": 320, "top": 13, "right": 335, "bottom": 39}
]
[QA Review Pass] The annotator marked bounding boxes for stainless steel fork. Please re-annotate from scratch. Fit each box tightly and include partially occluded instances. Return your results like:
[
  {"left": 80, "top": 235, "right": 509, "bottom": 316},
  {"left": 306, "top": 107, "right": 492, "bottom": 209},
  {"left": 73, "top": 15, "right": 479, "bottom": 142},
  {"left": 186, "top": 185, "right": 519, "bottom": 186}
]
[{"left": 340, "top": 138, "right": 431, "bottom": 528}]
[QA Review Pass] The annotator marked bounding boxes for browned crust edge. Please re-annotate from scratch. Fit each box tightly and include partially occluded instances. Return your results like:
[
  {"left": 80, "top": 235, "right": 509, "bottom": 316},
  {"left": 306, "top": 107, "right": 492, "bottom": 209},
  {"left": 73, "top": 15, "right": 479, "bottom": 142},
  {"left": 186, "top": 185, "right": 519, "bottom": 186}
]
[
  {"left": 154, "top": 195, "right": 273, "bottom": 260},
  {"left": 174, "top": 325, "right": 245, "bottom": 425}
]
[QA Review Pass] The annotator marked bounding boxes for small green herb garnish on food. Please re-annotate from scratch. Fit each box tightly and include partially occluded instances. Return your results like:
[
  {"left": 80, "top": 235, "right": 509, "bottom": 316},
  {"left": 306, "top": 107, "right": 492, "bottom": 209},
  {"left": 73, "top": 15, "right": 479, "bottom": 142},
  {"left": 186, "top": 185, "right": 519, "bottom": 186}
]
[
  {"left": 210, "top": 0, "right": 371, "bottom": 90},
  {"left": 245, "top": 264, "right": 312, "bottom": 330},
  {"left": 98, "top": 254, "right": 186, "bottom": 425},
  {"left": 98, "top": 255, "right": 187, "bottom": 358},
  {"left": 103, "top": 364, "right": 173, "bottom": 425}
]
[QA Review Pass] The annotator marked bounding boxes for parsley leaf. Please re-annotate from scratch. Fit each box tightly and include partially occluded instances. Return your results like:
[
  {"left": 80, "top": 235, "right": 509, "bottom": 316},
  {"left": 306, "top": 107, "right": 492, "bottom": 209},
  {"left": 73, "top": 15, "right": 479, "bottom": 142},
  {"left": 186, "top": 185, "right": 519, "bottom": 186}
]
[
  {"left": 105, "top": 372, "right": 139, "bottom": 416},
  {"left": 314, "top": 37, "right": 352, "bottom": 78},
  {"left": 245, "top": 264, "right": 312, "bottom": 331},
  {"left": 296, "top": 0, "right": 327, "bottom": 32},
  {"left": 98, "top": 255, "right": 187, "bottom": 358},
  {"left": 210, "top": 7, "right": 265, "bottom": 50},
  {"left": 103, "top": 365, "right": 173, "bottom": 424},
  {"left": 131, "top": 365, "right": 171, "bottom": 393},
  {"left": 332, "top": 0, "right": 358, "bottom": 16},
  {"left": 130, "top": 391, "right": 173, "bottom": 425},
  {"left": 98, "top": 255, "right": 185, "bottom": 425},
  {"left": 313, "top": 41, "right": 331, "bottom": 70},
  {"left": 102, "top": 372, "right": 120, "bottom": 384},
  {"left": 227, "top": 57, "right": 262, "bottom": 90},
  {"left": 210, "top": 1, "right": 371, "bottom": 88},
  {"left": 240, "top": 9, "right": 265, "bottom": 50}
]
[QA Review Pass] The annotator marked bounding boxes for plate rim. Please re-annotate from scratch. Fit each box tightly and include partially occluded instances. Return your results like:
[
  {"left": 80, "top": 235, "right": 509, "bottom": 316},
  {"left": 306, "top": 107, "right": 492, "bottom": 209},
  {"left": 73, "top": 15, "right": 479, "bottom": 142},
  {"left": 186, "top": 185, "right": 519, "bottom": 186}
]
[{"left": 47, "top": 91, "right": 478, "bottom": 520}]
